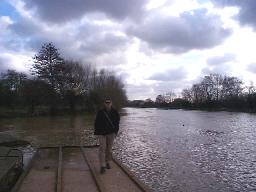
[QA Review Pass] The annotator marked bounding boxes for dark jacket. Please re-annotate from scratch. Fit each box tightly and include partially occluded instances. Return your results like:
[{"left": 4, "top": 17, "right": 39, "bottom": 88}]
[{"left": 94, "top": 107, "right": 120, "bottom": 135}]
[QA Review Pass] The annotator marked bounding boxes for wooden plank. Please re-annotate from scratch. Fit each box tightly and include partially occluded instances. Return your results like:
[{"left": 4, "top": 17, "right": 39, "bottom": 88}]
[{"left": 80, "top": 147, "right": 107, "bottom": 192}]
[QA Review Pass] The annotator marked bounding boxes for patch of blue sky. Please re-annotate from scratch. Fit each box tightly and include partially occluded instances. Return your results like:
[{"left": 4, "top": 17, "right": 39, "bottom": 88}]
[
  {"left": 196, "top": 0, "right": 211, "bottom": 4},
  {"left": 0, "top": 0, "right": 19, "bottom": 21}
]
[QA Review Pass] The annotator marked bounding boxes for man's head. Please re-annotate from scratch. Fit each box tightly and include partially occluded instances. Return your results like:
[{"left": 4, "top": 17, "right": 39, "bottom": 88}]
[{"left": 104, "top": 96, "right": 112, "bottom": 110}]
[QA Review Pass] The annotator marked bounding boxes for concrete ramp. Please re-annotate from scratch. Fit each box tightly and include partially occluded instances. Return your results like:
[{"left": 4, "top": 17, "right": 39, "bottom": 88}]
[
  {"left": 17, "top": 148, "right": 58, "bottom": 192},
  {"left": 12, "top": 146, "right": 152, "bottom": 192},
  {"left": 62, "top": 148, "right": 98, "bottom": 192},
  {"left": 81, "top": 147, "right": 151, "bottom": 192}
]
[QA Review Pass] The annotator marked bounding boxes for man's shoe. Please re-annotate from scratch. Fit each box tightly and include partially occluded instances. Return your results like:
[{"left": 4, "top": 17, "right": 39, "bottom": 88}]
[
  {"left": 100, "top": 167, "right": 105, "bottom": 174},
  {"left": 106, "top": 163, "right": 111, "bottom": 169}
]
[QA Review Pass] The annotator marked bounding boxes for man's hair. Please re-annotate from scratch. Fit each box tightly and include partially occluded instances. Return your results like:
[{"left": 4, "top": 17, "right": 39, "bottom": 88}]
[{"left": 103, "top": 96, "right": 112, "bottom": 102}]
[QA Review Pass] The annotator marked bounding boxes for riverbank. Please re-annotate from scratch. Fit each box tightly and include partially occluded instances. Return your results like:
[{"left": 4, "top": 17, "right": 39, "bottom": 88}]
[{"left": 126, "top": 106, "right": 256, "bottom": 114}]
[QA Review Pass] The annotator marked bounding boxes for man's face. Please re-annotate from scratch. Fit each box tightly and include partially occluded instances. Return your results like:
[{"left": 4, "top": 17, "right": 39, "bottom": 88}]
[{"left": 104, "top": 100, "right": 112, "bottom": 109}]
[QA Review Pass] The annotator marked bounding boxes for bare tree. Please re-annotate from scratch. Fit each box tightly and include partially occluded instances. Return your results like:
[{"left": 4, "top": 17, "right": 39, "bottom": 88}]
[
  {"left": 182, "top": 88, "right": 193, "bottom": 102},
  {"left": 222, "top": 76, "right": 243, "bottom": 99}
]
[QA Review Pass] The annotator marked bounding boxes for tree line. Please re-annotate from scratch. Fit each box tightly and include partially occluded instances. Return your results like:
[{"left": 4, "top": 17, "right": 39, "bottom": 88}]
[
  {"left": 0, "top": 43, "right": 127, "bottom": 117},
  {"left": 127, "top": 73, "right": 256, "bottom": 112},
  {"left": 181, "top": 73, "right": 256, "bottom": 112}
]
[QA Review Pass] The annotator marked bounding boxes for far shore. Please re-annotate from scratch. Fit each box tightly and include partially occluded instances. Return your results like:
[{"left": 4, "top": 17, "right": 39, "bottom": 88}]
[
  {"left": 126, "top": 106, "right": 256, "bottom": 114},
  {"left": 1, "top": 105, "right": 255, "bottom": 119}
]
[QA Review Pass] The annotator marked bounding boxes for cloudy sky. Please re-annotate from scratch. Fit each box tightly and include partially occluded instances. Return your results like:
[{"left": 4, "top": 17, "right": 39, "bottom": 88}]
[{"left": 1, "top": 0, "right": 256, "bottom": 100}]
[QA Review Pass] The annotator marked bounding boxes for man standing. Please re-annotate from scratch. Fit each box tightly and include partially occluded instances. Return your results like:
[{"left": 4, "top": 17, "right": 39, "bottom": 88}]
[{"left": 94, "top": 97, "right": 120, "bottom": 174}]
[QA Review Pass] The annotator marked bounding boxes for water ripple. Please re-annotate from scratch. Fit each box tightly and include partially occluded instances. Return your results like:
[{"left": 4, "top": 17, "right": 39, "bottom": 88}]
[{"left": 113, "top": 108, "right": 256, "bottom": 192}]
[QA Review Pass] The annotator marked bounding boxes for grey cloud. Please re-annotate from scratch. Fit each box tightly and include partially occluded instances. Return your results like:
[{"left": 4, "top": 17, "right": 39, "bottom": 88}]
[
  {"left": 201, "top": 64, "right": 231, "bottom": 75},
  {"left": 7, "top": 15, "right": 130, "bottom": 63},
  {"left": 210, "top": 0, "right": 243, "bottom": 7},
  {"left": 80, "top": 33, "right": 129, "bottom": 55},
  {"left": 247, "top": 63, "right": 256, "bottom": 73},
  {"left": 23, "top": 0, "right": 148, "bottom": 23},
  {"left": 211, "top": 0, "right": 256, "bottom": 30},
  {"left": 127, "top": 8, "right": 232, "bottom": 54},
  {"left": 7, "top": 17, "right": 49, "bottom": 52},
  {"left": 207, "top": 53, "right": 236, "bottom": 66},
  {"left": 0, "top": 16, "right": 26, "bottom": 52},
  {"left": 27, "top": 33, "right": 128, "bottom": 66},
  {"left": 148, "top": 67, "right": 187, "bottom": 81},
  {"left": 92, "top": 51, "right": 127, "bottom": 69},
  {"left": 9, "top": 17, "right": 40, "bottom": 37}
]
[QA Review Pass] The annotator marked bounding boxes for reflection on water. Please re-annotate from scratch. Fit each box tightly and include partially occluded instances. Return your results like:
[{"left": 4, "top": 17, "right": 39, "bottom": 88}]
[
  {"left": 113, "top": 108, "right": 256, "bottom": 192},
  {"left": 0, "top": 108, "right": 256, "bottom": 191},
  {"left": 0, "top": 114, "right": 98, "bottom": 147}
]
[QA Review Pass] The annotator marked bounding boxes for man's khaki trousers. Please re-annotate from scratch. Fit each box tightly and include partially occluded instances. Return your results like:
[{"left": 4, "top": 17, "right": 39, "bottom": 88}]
[{"left": 98, "top": 133, "right": 115, "bottom": 167}]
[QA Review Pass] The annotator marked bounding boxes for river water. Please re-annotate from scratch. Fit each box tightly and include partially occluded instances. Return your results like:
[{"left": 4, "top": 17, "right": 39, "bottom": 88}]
[
  {"left": 0, "top": 108, "right": 255, "bottom": 191},
  {"left": 114, "top": 108, "right": 256, "bottom": 192}
]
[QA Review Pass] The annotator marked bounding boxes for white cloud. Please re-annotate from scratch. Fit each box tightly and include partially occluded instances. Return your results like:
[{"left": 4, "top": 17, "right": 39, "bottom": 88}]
[
  {"left": 1, "top": 0, "right": 256, "bottom": 99},
  {"left": 0, "top": 53, "right": 30, "bottom": 73}
]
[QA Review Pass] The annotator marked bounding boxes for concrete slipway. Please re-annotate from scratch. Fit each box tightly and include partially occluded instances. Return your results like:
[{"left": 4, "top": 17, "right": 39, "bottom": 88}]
[{"left": 10, "top": 146, "right": 153, "bottom": 192}]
